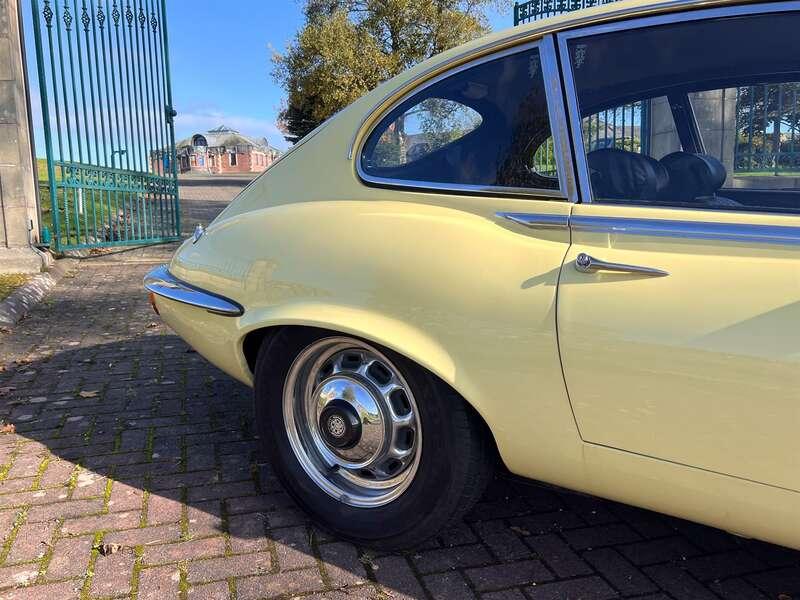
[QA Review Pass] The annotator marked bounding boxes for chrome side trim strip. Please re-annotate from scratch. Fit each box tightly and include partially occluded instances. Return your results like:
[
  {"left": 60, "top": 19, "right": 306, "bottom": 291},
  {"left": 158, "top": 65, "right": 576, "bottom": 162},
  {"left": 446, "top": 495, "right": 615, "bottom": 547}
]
[
  {"left": 144, "top": 265, "right": 244, "bottom": 317},
  {"left": 498, "top": 212, "right": 569, "bottom": 229},
  {"left": 570, "top": 216, "right": 800, "bottom": 245}
]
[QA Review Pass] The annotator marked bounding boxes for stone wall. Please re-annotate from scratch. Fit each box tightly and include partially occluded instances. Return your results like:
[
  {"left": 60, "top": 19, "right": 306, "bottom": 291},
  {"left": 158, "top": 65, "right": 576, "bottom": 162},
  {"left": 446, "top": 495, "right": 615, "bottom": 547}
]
[{"left": 0, "top": 0, "right": 41, "bottom": 272}]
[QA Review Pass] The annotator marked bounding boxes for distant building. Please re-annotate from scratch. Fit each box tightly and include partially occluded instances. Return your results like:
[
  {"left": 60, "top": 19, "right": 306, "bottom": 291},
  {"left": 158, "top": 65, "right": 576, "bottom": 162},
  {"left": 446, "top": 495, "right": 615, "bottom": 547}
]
[{"left": 170, "top": 125, "right": 281, "bottom": 175}]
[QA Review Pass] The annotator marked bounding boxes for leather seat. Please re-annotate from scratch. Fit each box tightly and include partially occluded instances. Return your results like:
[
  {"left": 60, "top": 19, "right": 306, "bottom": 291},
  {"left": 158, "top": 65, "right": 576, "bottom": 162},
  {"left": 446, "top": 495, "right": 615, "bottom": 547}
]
[
  {"left": 659, "top": 152, "right": 740, "bottom": 207},
  {"left": 587, "top": 148, "right": 669, "bottom": 202}
]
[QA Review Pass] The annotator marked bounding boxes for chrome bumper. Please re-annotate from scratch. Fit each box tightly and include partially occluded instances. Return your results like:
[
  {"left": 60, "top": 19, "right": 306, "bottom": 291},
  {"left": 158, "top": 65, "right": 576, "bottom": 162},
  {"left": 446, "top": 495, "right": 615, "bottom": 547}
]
[{"left": 143, "top": 265, "right": 244, "bottom": 317}]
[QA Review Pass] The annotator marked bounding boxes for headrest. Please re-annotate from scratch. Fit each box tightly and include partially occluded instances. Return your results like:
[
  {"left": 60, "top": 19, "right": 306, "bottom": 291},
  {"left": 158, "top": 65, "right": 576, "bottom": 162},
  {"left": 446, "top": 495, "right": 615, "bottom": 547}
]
[
  {"left": 660, "top": 152, "right": 727, "bottom": 201},
  {"left": 587, "top": 148, "right": 669, "bottom": 202}
]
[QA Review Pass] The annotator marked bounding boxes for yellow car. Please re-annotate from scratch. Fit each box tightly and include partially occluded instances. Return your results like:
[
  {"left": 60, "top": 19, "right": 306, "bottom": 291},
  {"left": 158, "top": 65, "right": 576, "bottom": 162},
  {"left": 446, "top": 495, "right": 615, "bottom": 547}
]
[{"left": 145, "top": 0, "right": 800, "bottom": 550}]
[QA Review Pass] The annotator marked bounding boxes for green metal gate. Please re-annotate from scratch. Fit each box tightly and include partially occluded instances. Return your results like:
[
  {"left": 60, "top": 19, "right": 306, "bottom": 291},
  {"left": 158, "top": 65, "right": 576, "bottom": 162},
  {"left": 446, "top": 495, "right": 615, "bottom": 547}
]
[{"left": 31, "top": 0, "right": 180, "bottom": 252}]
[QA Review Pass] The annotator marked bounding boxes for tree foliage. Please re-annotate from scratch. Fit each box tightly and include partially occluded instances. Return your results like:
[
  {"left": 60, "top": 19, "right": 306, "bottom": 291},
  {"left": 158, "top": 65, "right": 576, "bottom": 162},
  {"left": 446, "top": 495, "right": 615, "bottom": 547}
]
[{"left": 273, "top": 0, "right": 508, "bottom": 143}]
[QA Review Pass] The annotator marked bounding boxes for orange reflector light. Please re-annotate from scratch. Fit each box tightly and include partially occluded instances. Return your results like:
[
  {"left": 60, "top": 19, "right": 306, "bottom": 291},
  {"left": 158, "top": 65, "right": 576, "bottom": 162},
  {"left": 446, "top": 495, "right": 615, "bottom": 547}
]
[{"left": 148, "top": 292, "right": 160, "bottom": 315}]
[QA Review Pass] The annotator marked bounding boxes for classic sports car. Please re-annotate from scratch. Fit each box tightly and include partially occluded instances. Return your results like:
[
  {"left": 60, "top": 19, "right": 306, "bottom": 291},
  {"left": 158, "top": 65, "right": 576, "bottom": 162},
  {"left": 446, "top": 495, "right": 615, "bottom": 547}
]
[{"left": 145, "top": 0, "right": 800, "bottom": 550}]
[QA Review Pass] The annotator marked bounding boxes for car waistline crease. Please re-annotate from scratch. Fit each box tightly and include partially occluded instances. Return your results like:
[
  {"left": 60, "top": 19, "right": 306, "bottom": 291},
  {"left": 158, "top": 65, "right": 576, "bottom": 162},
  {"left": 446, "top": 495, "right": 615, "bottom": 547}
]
[{"left": 143, "top": 264, "right": 244, "bottom": 317}]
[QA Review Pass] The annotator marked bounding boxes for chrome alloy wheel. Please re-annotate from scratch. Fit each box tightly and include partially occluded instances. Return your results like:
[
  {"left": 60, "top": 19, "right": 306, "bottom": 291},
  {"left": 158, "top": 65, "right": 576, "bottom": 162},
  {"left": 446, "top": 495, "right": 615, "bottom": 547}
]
[{"left": 282, "top": 338, "right": 422, "bottom": 508}]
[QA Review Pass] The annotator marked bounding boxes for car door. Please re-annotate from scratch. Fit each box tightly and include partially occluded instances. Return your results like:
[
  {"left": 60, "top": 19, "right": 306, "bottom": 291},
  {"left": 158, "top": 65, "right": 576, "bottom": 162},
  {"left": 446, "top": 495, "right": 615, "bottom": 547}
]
[{"left": 556, "top": 4, "right": 800, "bottom": 491}]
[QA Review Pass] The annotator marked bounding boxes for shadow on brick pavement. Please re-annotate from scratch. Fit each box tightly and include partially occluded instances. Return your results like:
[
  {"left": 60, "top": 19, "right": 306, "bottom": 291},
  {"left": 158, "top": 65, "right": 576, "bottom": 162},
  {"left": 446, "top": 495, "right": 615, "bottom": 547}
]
[{"left": 0, "top": 176, "right": 798, "bottom": 599}]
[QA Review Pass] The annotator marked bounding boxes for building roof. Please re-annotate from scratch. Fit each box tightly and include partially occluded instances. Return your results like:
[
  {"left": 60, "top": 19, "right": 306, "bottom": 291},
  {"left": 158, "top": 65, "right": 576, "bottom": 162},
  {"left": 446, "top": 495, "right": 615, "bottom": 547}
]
[{"left": 176, "top": 125, "right": 279, "bottom": 153}]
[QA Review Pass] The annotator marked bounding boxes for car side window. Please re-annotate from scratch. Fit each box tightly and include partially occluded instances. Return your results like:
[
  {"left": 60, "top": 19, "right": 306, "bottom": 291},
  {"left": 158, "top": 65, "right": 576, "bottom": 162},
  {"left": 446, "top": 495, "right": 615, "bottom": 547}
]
[
  {"left": 567, "top": 11, "right": 800, "bottom": 214},
  {"left": 361, "top": 47, "right": 560, "bottom": 191}
]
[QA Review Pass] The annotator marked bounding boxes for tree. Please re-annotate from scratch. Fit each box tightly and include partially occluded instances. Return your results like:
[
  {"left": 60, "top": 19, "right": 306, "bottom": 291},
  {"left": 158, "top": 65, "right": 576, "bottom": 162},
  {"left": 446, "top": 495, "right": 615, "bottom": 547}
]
[{"left": 273, "top": 0, "right": 508, "bottom": 143}]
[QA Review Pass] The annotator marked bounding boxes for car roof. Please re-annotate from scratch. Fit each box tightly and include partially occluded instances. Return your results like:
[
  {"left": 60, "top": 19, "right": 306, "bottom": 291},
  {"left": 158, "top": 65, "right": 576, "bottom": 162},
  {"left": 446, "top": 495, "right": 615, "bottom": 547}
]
[{"left": 402, "top": 0, "right": 777, "bottom": 87}]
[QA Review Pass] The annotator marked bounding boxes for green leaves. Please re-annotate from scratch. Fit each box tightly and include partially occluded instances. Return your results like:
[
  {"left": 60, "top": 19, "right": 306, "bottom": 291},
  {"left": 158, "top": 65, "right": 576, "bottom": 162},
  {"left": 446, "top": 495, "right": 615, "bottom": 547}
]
[{"left": 272, "top": 0, "right": 509, "bottom": 142}]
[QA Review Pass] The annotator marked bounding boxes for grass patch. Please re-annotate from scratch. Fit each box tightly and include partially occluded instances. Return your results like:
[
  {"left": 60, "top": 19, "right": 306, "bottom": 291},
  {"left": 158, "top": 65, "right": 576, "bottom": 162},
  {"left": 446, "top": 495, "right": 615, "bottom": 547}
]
[{"left": 0, "top": 274, "right": 29, "bottom": 301}]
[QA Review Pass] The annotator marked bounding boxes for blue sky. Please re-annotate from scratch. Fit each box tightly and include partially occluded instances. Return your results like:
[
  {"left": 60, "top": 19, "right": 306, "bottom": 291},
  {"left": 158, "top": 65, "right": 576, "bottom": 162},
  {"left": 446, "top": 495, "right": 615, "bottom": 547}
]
[{"left": 24, "top": 1, "right": 515, "bottom": 154}]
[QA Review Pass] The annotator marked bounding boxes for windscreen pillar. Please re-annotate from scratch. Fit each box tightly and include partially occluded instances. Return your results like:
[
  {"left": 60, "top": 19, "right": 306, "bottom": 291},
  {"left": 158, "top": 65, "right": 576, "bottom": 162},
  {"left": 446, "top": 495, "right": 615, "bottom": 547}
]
[{"left": 0, "top": 0, "right": 43, "bottom": 274}]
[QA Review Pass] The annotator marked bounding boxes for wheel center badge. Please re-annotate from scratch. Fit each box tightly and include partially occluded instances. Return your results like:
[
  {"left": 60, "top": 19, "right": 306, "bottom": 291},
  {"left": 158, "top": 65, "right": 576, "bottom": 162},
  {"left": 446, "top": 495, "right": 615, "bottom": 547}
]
[{"left": 327, "top": 414, "right": 347, "bottom": 438}]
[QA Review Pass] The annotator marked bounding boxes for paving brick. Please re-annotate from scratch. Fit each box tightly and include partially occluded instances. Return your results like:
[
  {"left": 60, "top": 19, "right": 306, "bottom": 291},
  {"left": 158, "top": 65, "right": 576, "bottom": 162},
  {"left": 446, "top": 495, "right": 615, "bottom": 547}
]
[
  {"left": 412, "top": 544, "right": 493, "bottom": 574},
  {"left": 710, "top": 577, "right": 769, "bottom": 599},
  {"left": 583, "top": 547, "right": 658, "bottom": 596},
  {"left": 525, "top": 576, "right": 618, "bottom": 600},
  {"left": 527, "top": 533, "right": 592, "bottom": 578},
  {"left": 0, "top": 564, "right": 42, "bottom": 589},
  {"left": 143, "top": 536, "right": 226, "bottom": 565},
  {"left": 146, "top": 493, "right": 184, "bottom": 526},
  {"left": 466, "top": 559, "right": 553, "bottom": 591},
  {"left": 619, "top": 536, "right": 699, "bottom": 566},
  {"left": 187, "top": 552, "right": 271, "bottom": 583},
  {"left": 0, "top": 580, "right": 82, "bottom": 600},
  {"left": 90, "top": 548, "right": 136, "bottom": 597},
  {"left": 319, "top": 541, "right": 367, "bottom": 588},
  {"left": 508, "top": 511, "right": 586, "bottom": 535},
  {"left": 25, "top": 499, "right": 104, "bottom": 523},
  {"left": 107, "top": 480, "right": 145, "bottom": 512},
  {"left": 38, "top": 459, "right": 76, "bottom": 489},
  {"left": 274, "top": 525, "right": 315, "bottom": 570},
  {"left": 684, "top": 549, "right": 765, "bottom": 581},
  {"left": 235, "top": 569, "right": 326, "bottom": 599},
  {"left": 137, "top": 565, "right": 181, "bottom": 600},
  {"left": 102, "top": 523, "right": 182, "bottom": 546},
  {"left": 5, "top": 521, "right": 55, "bottom": 563},
  {"left": 644, "top": 564, "right": 719, "bottom": 600},
  {"left": 563, "top": 523, "right": 641, "bottom": 550},
  {"left": 748, "top": 566, "right": 800, "bottom": 597},
  {"left": 373, "top": 555, "right": 426, "bottom": 600},
  {"left": 482, "top": 591, "right": 528, "bottom": 600},
  {"left": 423, "top": 571, "right": 477, "bottom": 600},
  {"left": 474, "top": 520, "right": 531, "bottom": 561},
  {"left": 60, "top": 510, "right": 141, "bottom": 535},
  {"left": 188, "top": 581, "right": 231, "bottom": 600},
  {"left": 44, "top": 534, "right": 94, "bottom": 580}
]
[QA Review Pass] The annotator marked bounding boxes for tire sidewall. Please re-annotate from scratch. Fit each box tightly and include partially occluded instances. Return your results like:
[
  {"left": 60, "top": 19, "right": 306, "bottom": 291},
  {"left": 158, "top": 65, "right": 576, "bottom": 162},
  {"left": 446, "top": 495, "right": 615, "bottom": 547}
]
[{"left": 255, "top": 329, "right": 465, "bottom": 544}]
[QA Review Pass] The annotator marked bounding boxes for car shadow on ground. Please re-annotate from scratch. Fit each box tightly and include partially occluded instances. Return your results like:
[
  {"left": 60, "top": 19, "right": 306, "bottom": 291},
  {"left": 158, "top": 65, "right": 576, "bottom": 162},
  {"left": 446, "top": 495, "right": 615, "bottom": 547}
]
[{"left": 2, "top": 332, "right": 800, "bottom": 597}]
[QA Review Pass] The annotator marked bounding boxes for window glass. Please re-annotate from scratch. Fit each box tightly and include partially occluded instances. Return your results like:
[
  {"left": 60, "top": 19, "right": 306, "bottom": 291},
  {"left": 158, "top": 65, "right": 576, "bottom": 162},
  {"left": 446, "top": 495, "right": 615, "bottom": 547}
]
[
  {"left": 568, "top": 12, "right": 800, "bottom": 214},
  {"left": 362, "top": 47, "right": 559, "bottom": 191}
]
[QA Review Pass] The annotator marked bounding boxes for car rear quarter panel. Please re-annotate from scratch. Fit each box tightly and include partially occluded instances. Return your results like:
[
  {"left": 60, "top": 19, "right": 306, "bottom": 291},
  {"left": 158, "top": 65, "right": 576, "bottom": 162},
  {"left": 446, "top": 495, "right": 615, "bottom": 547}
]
[{"left": 167, "top": 181, "right": 584, "bottom": 487}]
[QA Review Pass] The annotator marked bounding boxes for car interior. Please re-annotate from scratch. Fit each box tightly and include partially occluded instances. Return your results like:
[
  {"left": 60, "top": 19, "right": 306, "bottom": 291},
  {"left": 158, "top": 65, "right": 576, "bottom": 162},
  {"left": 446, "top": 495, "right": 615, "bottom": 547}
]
[{"left": 571, "top": 11, "right": 800, "bottom": 214}]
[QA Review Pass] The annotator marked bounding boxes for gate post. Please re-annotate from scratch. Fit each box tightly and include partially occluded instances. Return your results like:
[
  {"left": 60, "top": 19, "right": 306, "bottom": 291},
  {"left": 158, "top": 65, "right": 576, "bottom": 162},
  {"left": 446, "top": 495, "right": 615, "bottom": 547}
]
[{"left": 0, "top": 0, "right": 44, "bottom": 273}]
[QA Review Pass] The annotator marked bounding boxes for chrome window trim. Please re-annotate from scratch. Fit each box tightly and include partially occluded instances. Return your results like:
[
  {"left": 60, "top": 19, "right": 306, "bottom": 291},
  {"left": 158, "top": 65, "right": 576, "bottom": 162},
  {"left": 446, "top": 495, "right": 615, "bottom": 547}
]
[
  {"left": 355, "top": 39, "right": 574, "bottom": 201},
  {"left": 144, "top": 265, "right": 244, "bottom": 317},
  {"left": 557, "top": 1, "right": 800, "bottom": 205},
  {"left": 497, "top": 211, "right": 570, "bottom": 229},
  {"left": 570, "top": 215, "right": 800, "bottom": 245}
]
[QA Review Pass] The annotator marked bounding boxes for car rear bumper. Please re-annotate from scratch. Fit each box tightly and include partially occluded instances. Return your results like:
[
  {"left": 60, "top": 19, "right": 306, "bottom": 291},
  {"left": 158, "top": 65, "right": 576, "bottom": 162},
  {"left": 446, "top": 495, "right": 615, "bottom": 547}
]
[{"left": 143, "top": 264, "right": 244, "bottom": 317}]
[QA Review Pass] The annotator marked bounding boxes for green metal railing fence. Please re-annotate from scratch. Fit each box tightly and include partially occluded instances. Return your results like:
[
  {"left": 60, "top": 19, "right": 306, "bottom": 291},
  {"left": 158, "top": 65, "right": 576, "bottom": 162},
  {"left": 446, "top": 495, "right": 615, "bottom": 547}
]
[
  {"left": 735, "top": 83, "right": 800, "bottom": 175},
  {"left": 31, "top": 0, "right": 180, "bottom": 252},
  {"left": 513, "top": 0, "right": 618, "bottom": 25}
]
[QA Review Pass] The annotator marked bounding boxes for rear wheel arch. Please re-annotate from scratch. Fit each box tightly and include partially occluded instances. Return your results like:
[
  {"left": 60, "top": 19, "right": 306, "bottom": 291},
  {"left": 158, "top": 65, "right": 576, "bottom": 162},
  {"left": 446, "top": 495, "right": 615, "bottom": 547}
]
[{"left": 241, "top": 324, "right": 500, "bottom": 461}]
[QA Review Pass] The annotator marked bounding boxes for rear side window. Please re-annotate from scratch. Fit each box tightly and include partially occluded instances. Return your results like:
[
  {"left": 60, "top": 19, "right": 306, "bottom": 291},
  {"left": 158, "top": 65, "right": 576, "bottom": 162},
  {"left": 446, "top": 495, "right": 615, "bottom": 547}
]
[
  {"left": 361, "top": 47, "right": 559, "bottom": 192},
  {"left": 567, "top": 11, "right": 800, "bottom": 214}
]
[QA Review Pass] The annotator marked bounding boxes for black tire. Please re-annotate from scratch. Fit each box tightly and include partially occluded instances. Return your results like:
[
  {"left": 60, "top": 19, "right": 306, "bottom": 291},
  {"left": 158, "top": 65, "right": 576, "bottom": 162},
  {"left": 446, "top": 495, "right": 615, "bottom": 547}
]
[{"left": 254, "top": 327, "right": 493, "bottom": 550}]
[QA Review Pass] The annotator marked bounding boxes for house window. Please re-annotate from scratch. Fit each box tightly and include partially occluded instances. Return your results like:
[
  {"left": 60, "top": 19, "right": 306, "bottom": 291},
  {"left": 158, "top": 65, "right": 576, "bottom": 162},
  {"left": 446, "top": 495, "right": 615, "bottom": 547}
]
[{"left": 229, "top": 153, "right": 237, "bottom": 166}]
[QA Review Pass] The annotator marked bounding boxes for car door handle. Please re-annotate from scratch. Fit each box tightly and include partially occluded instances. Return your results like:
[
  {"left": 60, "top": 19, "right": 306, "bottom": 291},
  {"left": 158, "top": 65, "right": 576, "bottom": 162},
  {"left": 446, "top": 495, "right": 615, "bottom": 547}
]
[{"left": 574, "top": 253, "right": 669, "bottom": 277}]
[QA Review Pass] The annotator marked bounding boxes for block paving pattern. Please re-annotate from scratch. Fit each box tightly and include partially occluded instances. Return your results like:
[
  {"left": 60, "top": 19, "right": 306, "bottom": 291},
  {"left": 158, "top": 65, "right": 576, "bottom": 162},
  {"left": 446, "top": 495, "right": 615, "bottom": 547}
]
[{"left": 0, "top": 177, "right": 798, "bottom": 599}]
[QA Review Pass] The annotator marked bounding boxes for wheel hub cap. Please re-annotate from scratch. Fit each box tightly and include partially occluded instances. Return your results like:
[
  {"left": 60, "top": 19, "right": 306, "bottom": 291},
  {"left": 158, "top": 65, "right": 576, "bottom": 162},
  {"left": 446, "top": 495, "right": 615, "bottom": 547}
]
[{"left": 283, "top": 339, "right": 422, "bottom": 507}]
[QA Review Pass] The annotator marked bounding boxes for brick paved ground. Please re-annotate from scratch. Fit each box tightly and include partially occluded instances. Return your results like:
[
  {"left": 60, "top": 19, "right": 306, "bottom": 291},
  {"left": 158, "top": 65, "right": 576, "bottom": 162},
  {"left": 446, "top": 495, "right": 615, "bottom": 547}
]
[{"left": 0, "top": 176, "right": 798, "bottom": 599}]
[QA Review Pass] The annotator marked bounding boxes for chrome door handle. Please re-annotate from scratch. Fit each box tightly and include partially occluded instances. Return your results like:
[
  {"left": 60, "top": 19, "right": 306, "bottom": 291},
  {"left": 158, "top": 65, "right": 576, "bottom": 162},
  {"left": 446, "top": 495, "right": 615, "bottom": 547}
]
[{"left": 575, "top": 253, "right": 669, "bottom": 277}]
